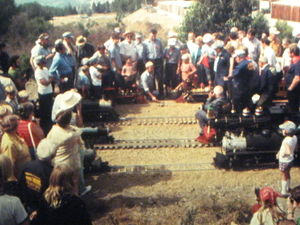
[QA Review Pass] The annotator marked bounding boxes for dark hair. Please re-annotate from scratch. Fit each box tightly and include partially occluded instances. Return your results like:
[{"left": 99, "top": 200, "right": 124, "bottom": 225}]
[
  {"left": 97, "top": 45, "right": 106, "bottom": 51},
  {"left": 150, "top": 28, "right": 157, "bottom": 34},
  {"left": 18, "top": 102, "right": 34, "bottom": 120},
  {"left": 111, "top": 32, "right": 120, "bottom": 40},
  {"left": 291, "top": 185, "right": 300, "bottom": 203},
  {"left": 55, "top": 43, "right": 65, "bottom": 52},
  {"left": 56, "top": 111, "right": 72, "bottom": 128},
  {"left": 261, "top": 38, "right": 271, "bottom": 46},
  {"left": 1, "top": 114, "right": 19, "bottom": 133},
  {"left": 229, "top": 32, "right": 238, "bottom": 40},
  {"left": 290, "top": 44, "right": 300, "bottom": 56},
  {"left": 247, "top": 28, "right": 256, "bottom": 36},
  {"left": 9, "top": 55, "right": 19, "bottom": 68},
  {"left": 0, "top": 42, "right": 6, "bottom": 49}
]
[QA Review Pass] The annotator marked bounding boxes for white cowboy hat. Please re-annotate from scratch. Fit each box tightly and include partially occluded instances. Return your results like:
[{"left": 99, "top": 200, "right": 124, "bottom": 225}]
[
  {"left": 269, "top": 27, "right": 280, "bottom": 35},
  {"left": 203, "top": 33, "right": 213, "bottom": 44},
  {"left": 51, "top": 90, "right": 82, "bottom": 122}
]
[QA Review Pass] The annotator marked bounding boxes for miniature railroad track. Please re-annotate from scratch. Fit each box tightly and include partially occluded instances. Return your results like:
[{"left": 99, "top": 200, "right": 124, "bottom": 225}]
[
  {"left": 95, "top": 138, "right": 214, "bottom": 150},
  {"left": 104, "top": 116, "right": 197, "bottom": 127}
]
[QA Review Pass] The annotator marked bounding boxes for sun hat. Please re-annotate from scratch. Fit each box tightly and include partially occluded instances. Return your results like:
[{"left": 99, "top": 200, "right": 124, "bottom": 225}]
[
  {"left": 259, "top": 187, "right": 281, "bottom": 205},
  {"left": 135, "top": 33, "right": 142, "bottom": 39},
  {"left": 167, "top": 38, "right": 176, "bottom": 46},
  {"left": 168, "top": 31, "right": 178, "bottom": 38},
  {"left": 18, "top": 90, "right": 29, "bottom": 99},
  {"left": 145, "top": 61, "right": 154, "bottom": 68},
  {"left": 279, "top": 120, "right": 296, "bottom": 133},
  {"left": 62, "top": 31, "right": 74, "bottom": 39},
  {"left": 51, "top": 90, "right": 82, "bottom": 122},
  {"left": 181, "top": 53, "right": 190, "bottom": 60},
  {"left": 123, "top": 30, "right": 134, "bottom": 37},
  {"left": 5, "top": 85, "right": 15, "bottom": 94},
  {"left": 203, "top": 33, "right": 213, "bottom": 44},
  {"left": 212, "top": 40, "right": 224, "bottom": 49},
  {"left": 234, "top": 49, "right": 246, "bottom": 58},
  {"left": 0, "top": 103, "right": 13, "bottom": 117},
  {"left": 76, "top": 35, "right": 87, "bottom": 46}
]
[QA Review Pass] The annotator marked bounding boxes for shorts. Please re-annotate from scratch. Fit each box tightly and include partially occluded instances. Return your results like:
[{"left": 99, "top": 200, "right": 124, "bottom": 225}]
[{"left": 279, "top": 161, "right": 293, "bottom": 172}]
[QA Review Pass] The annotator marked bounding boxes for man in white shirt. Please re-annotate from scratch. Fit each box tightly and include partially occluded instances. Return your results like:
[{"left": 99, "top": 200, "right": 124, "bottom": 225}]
[
  {"left": 119, "top": 31, "right": 138, "bottom": 64},
  {"left": 261, "top": 38, "right": 277, "bottom": 68},
  {"left": 242, "top": 28, "right": 260, "bottom": 62}
]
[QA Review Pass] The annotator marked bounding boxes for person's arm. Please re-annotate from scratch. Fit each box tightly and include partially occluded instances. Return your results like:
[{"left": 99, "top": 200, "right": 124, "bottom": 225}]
[
  {"left": 13, "top": 197, "right": 29, "bottom": 225},
  {"left": 288, "top": 75, "right": 300, "bottom": 91},
  {"left": 31, "top": 122, "right": 45, "bottom": 143},
  {"left": 188, "top": 64, "right": 197, "bottom": 77},
  {"left": 49, "top": 56, "right": 60, "bottom": 79}
]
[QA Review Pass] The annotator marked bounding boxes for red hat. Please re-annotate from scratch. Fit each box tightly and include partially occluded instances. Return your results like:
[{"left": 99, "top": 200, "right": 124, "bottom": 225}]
[{"left": 259, "top": 187, "right": 282, "bottom": 205}]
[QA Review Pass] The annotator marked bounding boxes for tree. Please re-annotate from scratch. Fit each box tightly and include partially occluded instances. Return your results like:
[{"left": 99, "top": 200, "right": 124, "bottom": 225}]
[
  {"left": 250, "top": 12, "right": 269, "bottom": 38},
  {"left": 179, "top": 0, "right": 253, "bottom": 39},
  {"left": 0, "top": 0, "right": 17, "bottom": 34}
]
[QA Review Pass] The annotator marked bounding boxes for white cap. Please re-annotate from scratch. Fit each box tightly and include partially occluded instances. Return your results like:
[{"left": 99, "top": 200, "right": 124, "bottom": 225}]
[
  {"left": 234, "top": 49, "right": 246, "bottom": 57},
  {"left": 167, "top": 38, "right": 176, "bottom": 46},
  {"left": 203, "top": 33, "right": 213, "bottom": 44},
  {"left": 145, "top": 61, "right": 154, "bottom": 68},
  {"left": 51, "top": 90, "right": 82, "bottom": 122},
  {"left": 168, "top": 31, "right": 178, "bottom": 38},
  {"left": 181, "top": 53, "right": 190, "bottom": 60},
  {"left": 279, "top": 121, "right": 296, "bottom": 133},
  {"left": 62, "top": 31, "right": 74, "bottom": 38},
  {"left": 212, "top": 40, "right": 224, "bottom": 49}
]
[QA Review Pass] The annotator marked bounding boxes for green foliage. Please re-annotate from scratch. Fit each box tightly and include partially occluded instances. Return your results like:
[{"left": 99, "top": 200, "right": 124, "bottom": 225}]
[
  {"left": 179, "top": 0, "right": 253, "bottom": 40},
  {"left": 8, "top": 13, "right": 53, "bottom": 42},
  {"left": 19, "top": 54, "right": 32, "bottom": 76},
  {"left": 92, "top": 1, "right": 111, "bottom": 13},
  {"left": 0, "top": 0, "right": 17, "bottom": 34},
  {"left": 111, "top": 0, "right": 143, "bottom": 22},
  {"left": 250, "top": 12, "right": 269, "bottom": 38},
  {"left": 275, "top": 20, "right": 293, "bottom": 40},
  {"left": 19, "top": 2, "right": 77, "bottom": 20}
]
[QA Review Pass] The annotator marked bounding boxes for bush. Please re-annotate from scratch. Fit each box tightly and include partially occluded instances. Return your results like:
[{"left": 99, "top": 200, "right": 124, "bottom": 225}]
[
  {"left": 275, "top": 20, "right": 293, "bottom": 40},
  {"left": 0, "top": 0, "right": 17, "bottom": 34}
]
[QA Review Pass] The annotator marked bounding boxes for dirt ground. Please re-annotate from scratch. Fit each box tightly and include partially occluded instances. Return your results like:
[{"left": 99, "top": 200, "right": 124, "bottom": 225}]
[{"left": 84, "top": 101, "right": 300, "bottom": 225}]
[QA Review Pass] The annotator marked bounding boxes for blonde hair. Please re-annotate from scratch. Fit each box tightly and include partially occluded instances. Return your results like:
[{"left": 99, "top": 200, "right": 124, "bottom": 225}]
[
  {"left": 0, "top": 155, "right": 14, "bottom": 181},
  {"left": 44, "top": 164, "right": 75, "bottom": 208}
]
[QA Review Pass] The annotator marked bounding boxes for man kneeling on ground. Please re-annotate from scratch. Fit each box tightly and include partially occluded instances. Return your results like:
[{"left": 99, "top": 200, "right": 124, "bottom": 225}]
[{"left": 140, "top": 61, "right": 158, "bottom": 101}]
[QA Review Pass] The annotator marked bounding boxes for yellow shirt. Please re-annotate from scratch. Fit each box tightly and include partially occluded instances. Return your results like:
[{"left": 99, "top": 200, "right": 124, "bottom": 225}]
[{"left": 1, "top": 132, "right": 31, "bottom": 178}]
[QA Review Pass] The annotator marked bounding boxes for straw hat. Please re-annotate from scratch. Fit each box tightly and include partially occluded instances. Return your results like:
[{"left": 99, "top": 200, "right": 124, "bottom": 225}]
[
  {"left": 203, "top": 33, "right": 213, "bottom": 44},
  {"left": 0, "top": 103, "right": 13, "bottom": 117},
  {"left": 38, "top": 33, "right": 49, "bottom": 40},
  {"left": 279, "top": 121, "right": 296, "bottom": 134},
  {"left": 123, "top": 30, "right": 134, "bottom": 37},
  {"left": 5, "top": 85, "right": 15, "bottom": 94},
  {"left": 76, "top": 35, "right": 87, "bottom": 46},
  {"left": 18, "top": 90, "right": 29, "bottom": 99},
  {"left": 51, "top": 90, "right": 82, "bottom": 121},
  {"left": 145, "top": 61, "right": 154, "bottom": 68}
]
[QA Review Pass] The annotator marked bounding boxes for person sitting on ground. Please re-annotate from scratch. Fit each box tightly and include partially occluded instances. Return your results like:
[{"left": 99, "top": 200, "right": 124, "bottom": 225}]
[
  {"left": 140, "top": 61, "right": 158, "bottom": 102},
  {"left": 36, "top": 164, "right": 92, "bottom": 225},
  {"left": 17, "top": 102, "right": 45, "bottom": 160},
  {"left": 276, "top": 121, "right": 297, "bottom": 195},
  {"left": 121, "top": 57, "right": 137, "bottom": 91},
  {"left": 250, "top": 187, "right": 285, "bottom": 225},
  {"left": 195, "top": 85, "right": 228, "bottom": 139},
  {"left": 0, "top": 114, "right": 31, "bottom": 179},
  {"left": 0, "top": 166, "right": 29, "bottom": 225}
]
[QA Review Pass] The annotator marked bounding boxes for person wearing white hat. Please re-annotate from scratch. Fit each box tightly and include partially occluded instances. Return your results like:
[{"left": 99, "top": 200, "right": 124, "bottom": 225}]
[
  {"left": 201, "top": 33, "right": 216, "bottom": 88},
  {"left": 269, "top": 27, "right": 282, "bottom": 57},
  {"left": 119, "top": 31, "right": 138, "bottom": 64},
  {"left": 276, "top": 121, "right": 297, "bottom": 195},
  {"left": 140, "top": 61, "right": 158, "bottom": 101},
  {"left": 47, "top": 90, "right": 91, "bottom": 195},
  {"left": 164, "top": 38, "right": 180, "bottom": 89},
  {"left": 30, "top": 33, "right": 54, "bottom": 70}
]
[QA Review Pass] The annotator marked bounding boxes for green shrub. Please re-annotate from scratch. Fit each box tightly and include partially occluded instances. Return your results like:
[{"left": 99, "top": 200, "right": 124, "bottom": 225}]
[
  {"left": 250, "top": 12, "right": 269, "bottom": 38},
  {"left": 275, "top": 20, "right": 293, "bottom": 40}
]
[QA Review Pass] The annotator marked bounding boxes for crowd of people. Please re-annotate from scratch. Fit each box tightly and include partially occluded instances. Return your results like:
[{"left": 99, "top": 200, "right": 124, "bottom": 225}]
[{"left": 0, "top": 24, "right": 300, "bottom": 224}]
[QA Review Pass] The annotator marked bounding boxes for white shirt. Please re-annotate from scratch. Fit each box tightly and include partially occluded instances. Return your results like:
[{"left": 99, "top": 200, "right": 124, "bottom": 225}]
[
  {"left": 263, "top": 46, "right": 277, "bottom": 68},
  {"left": 250, "top": 208, "right": 277, "bottom": 225},
  {"left": 89, "top": 66, "right": 102, "bottom": 86},
  {"left": 242, "top": 37, "right": 261, "bottom": 61},
  {"left": 34, "top": 67, "right": 53, "bottom": 95},
  {"left": 278, "top": 135, "right": 297, "bottom": 163},
  {"left": 282, "top": 48, "right": 291, "bottom": 69},
  {"left": 0, "top": 195, "right": 28, "bottom": 225},
  {"left": 119, "top": 40, "right": 138, "bottom": 62}
]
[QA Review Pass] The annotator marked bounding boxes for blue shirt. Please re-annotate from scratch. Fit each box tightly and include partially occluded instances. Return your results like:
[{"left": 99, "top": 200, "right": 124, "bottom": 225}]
[
  {"left": 49, "top": 53, "right": 73, "bottom": 79},
  {"left": 144, "top": 39, "right": 163, "bottom": 60},
  {"left": 164, "top": 47, "right": 180, "bottom": 64},
  {"left": 140, "top": 70, "right": 154, "bottom": 92},
  {"left": 77, "top": 70, "right": 91, "bottom": 89},
  {"left": 108, "top": 44, "right": 122, "bottom": 70}
]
